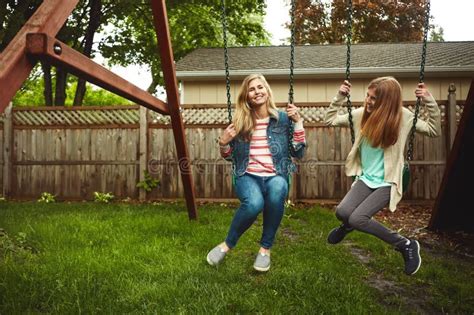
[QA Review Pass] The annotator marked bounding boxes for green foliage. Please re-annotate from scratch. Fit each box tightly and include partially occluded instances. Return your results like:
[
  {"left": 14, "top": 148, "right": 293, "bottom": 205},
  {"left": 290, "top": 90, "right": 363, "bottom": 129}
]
[
  {"left": 81, "top": 84, "right": 133, "bottom": 106},
  {"left": 11, "top": 65, "right": 45, "bottom": 106},
  {"left": 100, "top": 0, "right": 270, "bottom": 92},
  {"left": 13, "top": 77, "right": 133, "bottom": 106},
  {"left": 136, "top": 170, "right": 160, "bottom": 192},
  {"left": 430, "top": 25, "right": 445, "bottom": 42},
  {"left": 93, "top": 192, "right": 115, "bottom": 203},
  {"left": 37, "top": 192, "right": 56, "bottom": 203}
]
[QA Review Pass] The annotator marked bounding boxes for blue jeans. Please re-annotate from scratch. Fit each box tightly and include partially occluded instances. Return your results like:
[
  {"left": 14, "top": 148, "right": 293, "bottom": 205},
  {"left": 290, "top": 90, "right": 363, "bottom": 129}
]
[{"left": 225, "top": 173, "right": 289, "bottom": 249}]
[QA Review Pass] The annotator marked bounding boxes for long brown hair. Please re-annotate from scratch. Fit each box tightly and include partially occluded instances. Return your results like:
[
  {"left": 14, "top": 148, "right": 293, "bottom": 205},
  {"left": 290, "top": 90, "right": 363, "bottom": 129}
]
[
  {"left": 361, "top": 77, "right": 402, "bottom": 148},
  {"left": 233, "top": 74, "right": 279, "bottom": 140}
]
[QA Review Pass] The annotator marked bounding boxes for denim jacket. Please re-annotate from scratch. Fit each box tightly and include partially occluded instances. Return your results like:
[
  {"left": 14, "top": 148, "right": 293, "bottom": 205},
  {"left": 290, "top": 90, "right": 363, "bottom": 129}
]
[{"left": 227, "top": 111, "right": 305, "bottom": 177}]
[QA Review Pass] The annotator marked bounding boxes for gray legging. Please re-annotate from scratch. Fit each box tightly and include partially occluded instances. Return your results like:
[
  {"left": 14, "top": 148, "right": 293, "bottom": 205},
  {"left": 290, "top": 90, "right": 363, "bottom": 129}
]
[{"left": 336, "top": 180, "right": 407, "bottom": 247}]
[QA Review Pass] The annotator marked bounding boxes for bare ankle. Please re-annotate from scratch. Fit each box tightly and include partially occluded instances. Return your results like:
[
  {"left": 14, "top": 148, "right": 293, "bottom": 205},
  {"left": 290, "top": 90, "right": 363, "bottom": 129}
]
[
  {"left": 259, "top": 247, "right": 270, "bottom": 255},
  {"left": 219, "top": 242, "right": 230, "bottom": 252}
]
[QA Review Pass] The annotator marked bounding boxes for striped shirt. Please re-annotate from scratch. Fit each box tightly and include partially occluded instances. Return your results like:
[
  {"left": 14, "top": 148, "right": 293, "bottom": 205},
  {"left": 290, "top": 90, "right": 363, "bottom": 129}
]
[
  {"left": 220, "top": 118, "right": 306, "bottom": 177},
  {"left": 247, "top": 117, "right": 275, "bottom": 176}
]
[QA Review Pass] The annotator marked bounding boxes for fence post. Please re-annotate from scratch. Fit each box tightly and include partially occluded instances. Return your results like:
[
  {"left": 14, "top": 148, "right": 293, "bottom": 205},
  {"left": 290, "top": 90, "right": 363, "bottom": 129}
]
[
  {"left": 290, "top": 166, "right": 298, "bottom": 203},
  {"left": 3, "top": 103, "right": 13, "bottom": 198},
  {"left": 447, "top": 83, "right": 457, "bottom": 153},
  {"left": 138, "top": 106, "right": 148, "bottom": 201}
]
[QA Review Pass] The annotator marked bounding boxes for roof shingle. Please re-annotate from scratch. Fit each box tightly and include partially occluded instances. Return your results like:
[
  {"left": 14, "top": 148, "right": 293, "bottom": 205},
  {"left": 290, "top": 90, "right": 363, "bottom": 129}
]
[{"left": 176, "top": 42, "right": 474, "bottom": 78}]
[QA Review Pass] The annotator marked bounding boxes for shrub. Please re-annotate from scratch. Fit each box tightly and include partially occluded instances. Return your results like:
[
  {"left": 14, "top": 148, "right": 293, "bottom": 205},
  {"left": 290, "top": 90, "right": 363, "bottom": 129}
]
[
  {"left": 136, "top": 170, "right": 160, "bottom": 192},
  {"left": 37, "top": 192, "right": 56, "bottom": 203},
  {"left": 93, "top": 192, "right": 114, "bottom": 203}
]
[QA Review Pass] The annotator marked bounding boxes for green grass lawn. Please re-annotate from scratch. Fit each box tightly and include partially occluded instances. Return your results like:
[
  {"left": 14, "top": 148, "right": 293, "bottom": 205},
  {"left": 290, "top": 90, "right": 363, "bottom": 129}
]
[{"left": 0, "top": 201, "right": 473, "bottom": 314}]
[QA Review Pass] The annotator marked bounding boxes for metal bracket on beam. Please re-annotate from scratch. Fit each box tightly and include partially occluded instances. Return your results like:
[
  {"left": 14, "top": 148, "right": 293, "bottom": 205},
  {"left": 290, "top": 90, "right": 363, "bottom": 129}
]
[{"left": 26, "top": 33, "right": 169, "bottom": 115}]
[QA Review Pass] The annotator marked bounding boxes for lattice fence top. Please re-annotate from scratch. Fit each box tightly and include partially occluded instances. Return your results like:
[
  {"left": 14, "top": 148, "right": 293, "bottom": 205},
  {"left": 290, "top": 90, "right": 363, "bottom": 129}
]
[
  {"left": 148, "top": 106, "right": 336, "bottom": 125},
  {"left": 9, "top": 102, "right": 454, "bottom": 127},
  {"left": 13, "top": 107, "right": 139, "bottom": 126},
  {"left": 150, "top": 103, "right": 450, "bottom": 125}
]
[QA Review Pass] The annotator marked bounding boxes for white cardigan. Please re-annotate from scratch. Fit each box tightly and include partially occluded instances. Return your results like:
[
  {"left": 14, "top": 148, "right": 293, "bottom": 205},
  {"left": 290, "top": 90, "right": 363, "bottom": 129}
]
[{"left": 325, "top": 92, "right": 441, "bottom": 211}]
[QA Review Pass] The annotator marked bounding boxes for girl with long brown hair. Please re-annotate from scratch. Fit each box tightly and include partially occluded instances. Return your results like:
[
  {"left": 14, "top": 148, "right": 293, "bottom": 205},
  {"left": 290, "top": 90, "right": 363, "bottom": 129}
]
[{"left": 325, "top": 76, "right": 441, "bottom": 275}]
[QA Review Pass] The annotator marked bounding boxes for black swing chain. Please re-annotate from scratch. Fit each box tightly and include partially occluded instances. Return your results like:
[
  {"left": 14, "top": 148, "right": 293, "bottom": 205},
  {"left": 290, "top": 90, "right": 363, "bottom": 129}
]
[
  {"left": 221, "top": 0, "right": 298, "bottom": 171},
  {"left": 288, "top": 0, "right": 296, "bottom": 105},
  {"left": 220, "top": 0, "right": 236, "bottom": 177},
  {"left": 288, "top": 0, "right": 296, "bottom": 157},
  {"left": 407, "top": 0, "right": 431, "bottom": 162},
  {"left": 220, "top": 0, "right": 233, "bottom": 125},
  {"left": 345, "top": 0, "right": 355, "bottom": 145}
]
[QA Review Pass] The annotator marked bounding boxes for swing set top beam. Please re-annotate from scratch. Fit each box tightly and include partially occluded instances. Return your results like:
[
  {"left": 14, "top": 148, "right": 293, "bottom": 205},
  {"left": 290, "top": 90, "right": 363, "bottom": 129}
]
[{"left": 26, "top": 33, "right": 169, "bottom": 115}]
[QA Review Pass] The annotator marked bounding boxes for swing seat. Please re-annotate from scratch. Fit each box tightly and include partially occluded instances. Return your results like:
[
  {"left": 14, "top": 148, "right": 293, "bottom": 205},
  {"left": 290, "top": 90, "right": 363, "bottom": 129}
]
[{"left": 402, "top": 161, "right": 410, "bottom": 193}]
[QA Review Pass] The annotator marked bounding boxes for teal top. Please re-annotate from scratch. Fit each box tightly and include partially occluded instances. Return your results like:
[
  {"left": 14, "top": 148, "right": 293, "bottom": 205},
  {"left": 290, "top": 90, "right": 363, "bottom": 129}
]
[{"left": 359, "top": 138, "right": 391, "bottom": 189}]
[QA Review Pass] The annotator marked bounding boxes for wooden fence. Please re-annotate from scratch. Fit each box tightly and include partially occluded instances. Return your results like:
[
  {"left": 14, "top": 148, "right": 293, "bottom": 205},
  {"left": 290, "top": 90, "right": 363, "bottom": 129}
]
[{"left": 1, "top": 85, "right": 462, "bottom": 202}]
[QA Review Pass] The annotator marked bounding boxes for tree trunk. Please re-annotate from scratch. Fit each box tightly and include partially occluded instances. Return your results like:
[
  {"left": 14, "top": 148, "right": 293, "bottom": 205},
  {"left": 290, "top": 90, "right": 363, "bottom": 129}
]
[
  {"left": 73, "top": 0, "right": 102, "bottom": 106},
  {"left": 147, "top": 70, "right": 161, "bottom": 95},
  {"left": 73, "top": 80, "right": 87, "bottom": 106},
  {"left": 41, "top": 61, "right": 53, "bottom": 106},
  {"left": 54, "top": 68, "right": 67, "bottom": 106}
]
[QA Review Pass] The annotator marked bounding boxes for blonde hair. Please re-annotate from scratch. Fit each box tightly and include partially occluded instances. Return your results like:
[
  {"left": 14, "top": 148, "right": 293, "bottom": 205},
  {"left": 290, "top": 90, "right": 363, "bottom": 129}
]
[
  {"left": 361, "top": 76, "right": 402, "bottom": 148},
  {"left": 233, "top": 74, "right": 279, "bottom": 141}
]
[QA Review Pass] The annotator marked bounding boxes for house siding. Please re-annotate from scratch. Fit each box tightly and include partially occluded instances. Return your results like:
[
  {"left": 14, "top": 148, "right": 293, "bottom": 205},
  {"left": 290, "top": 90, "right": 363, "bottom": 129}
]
[{"left": 181, "top": 77, "right": 472, "bottom": 105}]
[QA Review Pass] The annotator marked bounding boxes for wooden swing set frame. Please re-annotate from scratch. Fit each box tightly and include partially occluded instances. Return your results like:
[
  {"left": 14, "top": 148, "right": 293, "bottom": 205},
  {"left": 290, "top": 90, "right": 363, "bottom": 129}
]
[
  {"left": 0, "top": 0, "right": 198, "bottom": 219},
  {"left": 1, "top": 0, "right": 473, "bottom": 230}
]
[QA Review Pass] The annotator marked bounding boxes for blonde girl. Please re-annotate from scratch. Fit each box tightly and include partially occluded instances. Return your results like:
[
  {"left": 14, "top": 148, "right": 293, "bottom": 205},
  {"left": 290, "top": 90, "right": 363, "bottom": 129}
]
[{"left": 206, "top": 74, "right": 306, "bottom": 272}]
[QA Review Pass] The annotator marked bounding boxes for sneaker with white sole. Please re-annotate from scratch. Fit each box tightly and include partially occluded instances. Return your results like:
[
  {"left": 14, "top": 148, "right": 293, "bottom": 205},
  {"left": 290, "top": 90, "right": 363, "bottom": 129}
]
[
  {"left": 253, "top": 252, "right": 271, "bottom": 272},
  {"left": 206, "top": 245, "right": 227, "bottom": 266},
  {"left": 396, "top": 239, "right": 421, "bottom": 275}
]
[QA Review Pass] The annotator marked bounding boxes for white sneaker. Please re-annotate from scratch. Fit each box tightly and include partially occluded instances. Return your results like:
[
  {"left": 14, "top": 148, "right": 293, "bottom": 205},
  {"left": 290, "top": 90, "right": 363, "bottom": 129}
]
[
  {"left": 206, "top": 245, "right": 227, "bottom": 266},
  {"left": 253, "top": 252, "right": 271, "bottom": 272}
]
